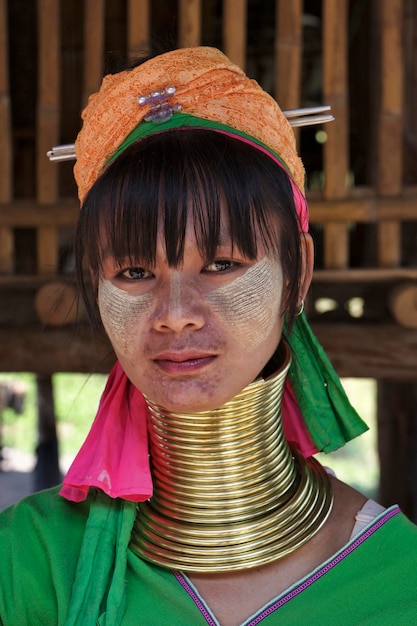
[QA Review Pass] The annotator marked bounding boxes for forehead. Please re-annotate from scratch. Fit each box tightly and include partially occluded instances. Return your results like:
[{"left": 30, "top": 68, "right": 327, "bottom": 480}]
[{"left": 86, "top": 130, "right": 290, "bottom": 270}]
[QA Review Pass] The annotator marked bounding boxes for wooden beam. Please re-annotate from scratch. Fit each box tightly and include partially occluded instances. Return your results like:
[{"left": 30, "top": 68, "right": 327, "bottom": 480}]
[
  {"left": 3, "top": 194, "right": 417, "bottom": 230},
  {"left": 313, "top": 267, "right": 417, "bottom": 282},
  {"left": 0, "top": 323, "right": 416, "bottom": 379},
  {"left": 0, "top": 326, "right": 115, "bottom": 374},
  {"left": 308, "top": 195, "right": 417, "bottom": 224},
  {"left": 310, "top": 322, "right": 417, "bottom": 379},
  {"left": 0, "top": 201, "right": 79, "bottom": 227}
]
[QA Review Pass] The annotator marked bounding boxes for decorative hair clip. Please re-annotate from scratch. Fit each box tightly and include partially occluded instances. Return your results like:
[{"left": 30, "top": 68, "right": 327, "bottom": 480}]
[
  {"left": 138, "top": 86, "right": 182, "bottom": 123},
  {"left": 46, "top": 105, "right": 334, "bottom": 162}
]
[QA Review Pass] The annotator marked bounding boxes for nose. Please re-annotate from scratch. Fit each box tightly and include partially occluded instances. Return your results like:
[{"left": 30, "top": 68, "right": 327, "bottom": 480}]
[{"left": 152, "top": 271, "right": 206, "bottom": 333}]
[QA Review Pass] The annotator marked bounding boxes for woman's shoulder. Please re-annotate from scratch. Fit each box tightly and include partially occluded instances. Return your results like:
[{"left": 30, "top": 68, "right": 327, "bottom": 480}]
[
  {"left": 0, "top": 485, "right": 94, "bottom": 574},
  {"left": 0, "top": 484, "right": 93, "bottom": 530},
  {"left": 0, "top": 487, "right": 96, "bottom": 624}
]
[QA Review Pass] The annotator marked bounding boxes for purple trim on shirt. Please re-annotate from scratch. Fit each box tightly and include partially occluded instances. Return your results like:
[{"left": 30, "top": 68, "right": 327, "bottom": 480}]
[
  {"left": 247, "top": 506, "right": 400, "bottom": 625},
  {"left": 174, "top": 506, "right": 400, "bottom": 626},
  {"left": 174, "top": 571, "right": 218, "bottom": 626}
]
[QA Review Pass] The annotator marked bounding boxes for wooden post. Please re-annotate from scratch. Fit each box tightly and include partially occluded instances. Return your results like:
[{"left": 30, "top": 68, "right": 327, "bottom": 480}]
[
  {"left": 274, "top": 0, "right": 302, "bottom": 110},
  {"left": 377, "top": 381, "right": 417, "bottom": 522},
  {"left": 223, "top": 0, "right": 247, "bottom": 69},
  {"left": 0, "top": 0, "right": 13, "bottom": 274},
  {"left": 375, "top": 0, "right": 404, "bottom": 267},
  {"left": 128, "top": 0, "right": 150, "bottom": 61},
  {"left": 178, "top": 0, "right": 201, "bottom": 47},
  {"left": 33, "top": 374, "right": 61, "bottom": 491},
  {"left": 82, "top": 0, "right": 105, "bottom": 107},
  {"left": 36, "top": 0, "right": 60, "bottom": 205},
  {"left": 37, "top": 0, "right": 60, "bottom": 274},
  {"left": 322, "top": 0, "right": 350, "bottom": 269},
  {"left": 372, "top": 1, "right": 415, "bottom": 519}
]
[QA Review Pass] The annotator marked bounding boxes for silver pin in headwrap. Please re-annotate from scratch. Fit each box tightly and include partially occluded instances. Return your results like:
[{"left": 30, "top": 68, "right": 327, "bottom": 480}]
[
  {"left": 137, "top": 86, "right": 182, "bottom": 123},
  {"left": 46, "top": 105, "right": 333, "bottom": 162}
]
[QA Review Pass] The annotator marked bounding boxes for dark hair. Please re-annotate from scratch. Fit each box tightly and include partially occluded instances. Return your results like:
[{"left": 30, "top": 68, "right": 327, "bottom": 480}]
[{"left": 76, "top": 128, "right": 303, "bottom": 329}]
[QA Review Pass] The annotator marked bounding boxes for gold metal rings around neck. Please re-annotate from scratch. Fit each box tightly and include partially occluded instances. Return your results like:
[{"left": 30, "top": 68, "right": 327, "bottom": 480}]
[{"left": 130, "top": 341, "right": 333, "bottom": 572}]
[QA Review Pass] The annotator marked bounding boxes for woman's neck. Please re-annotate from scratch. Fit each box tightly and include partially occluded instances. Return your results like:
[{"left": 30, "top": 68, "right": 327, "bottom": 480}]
[{"left": 130, "top": 342, "right": 333, "bottom": 572}]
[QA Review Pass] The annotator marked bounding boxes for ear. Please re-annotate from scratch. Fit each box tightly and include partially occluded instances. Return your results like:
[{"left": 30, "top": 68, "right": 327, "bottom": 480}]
[{"left": 299, "top": 233, "right": 314, "bottom": 302}]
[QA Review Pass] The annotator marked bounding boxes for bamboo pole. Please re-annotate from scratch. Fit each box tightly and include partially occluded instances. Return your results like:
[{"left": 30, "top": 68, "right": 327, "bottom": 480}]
[
  {"left": 178, "top": 0, "right": 201, "bottom": 47},
  {"left": 37, "top": 0, "right": 60, "bottom": 205},
  {"left": 0, "top": 0, "right": 11, "bottom": 203},
  {"left": 322, "top": 0, "right": 350, "bottom": 269},
  {"left": 376, "top": 0, "right": 404, "bottom": 267},
  {"left": 36, "top": 0, "right": 60, "bottom": 274},
  {"left": 128, "top": 0, "right": 150, "bottom": 61},
  {"left": 82, "top": 0, "right": 105, "bottom": 107},
  {"left": 0, "top": 0, "right": 13, "bottom": 273},
  {"left": 274, "top": 0, "right": 302, "bottom": 110},
  {"left": 223, "top": 0, "right": 247, "bottom": 69}
]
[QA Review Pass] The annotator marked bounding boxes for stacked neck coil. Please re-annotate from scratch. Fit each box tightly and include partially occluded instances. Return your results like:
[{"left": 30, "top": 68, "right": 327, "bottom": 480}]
[{"left": 130, "top": 342, "right": 333, "bottom": 572}]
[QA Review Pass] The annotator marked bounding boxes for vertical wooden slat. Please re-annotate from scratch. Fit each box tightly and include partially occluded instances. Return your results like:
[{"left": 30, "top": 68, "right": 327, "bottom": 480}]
[
  {"left": 178, "top": 0, "right": 202, "bottom": 47},
  {"left": 223, "top": 0, "right": 247, "bottom": 69},
  {"left": 322, "top": 0, "right": 349, "bottom": 199},
  {"left": 82, "top": 0, "right": 105, "bottom": 107},
  {"left": 376, "top": 0, "right": 404, "bottom": 267},
  {"left": 37, "top": 0, "right": 60, "bottom": 274},
  {"left": 0, "top": 0, "right": 13, "bottom": 273},
  {"left": 37, "top": 0, "right": 60, "bottom": 205},
  {"left": 0, "top": 0, "right": 11, "bottom": 203},
  {"left": 274, "top": 0, "right": 302, "bottom": 109},
  {"left": 322, "top": 0, "right": 349, "bottom": 269},
  {"left": 128, "top": 0, "right": 150, "bottom": 61},
  {"left": 0, "top": 229, "right": 13, "bottom": 273}
]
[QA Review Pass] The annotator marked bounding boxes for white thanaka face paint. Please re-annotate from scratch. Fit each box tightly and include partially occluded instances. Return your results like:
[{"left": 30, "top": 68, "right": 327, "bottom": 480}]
[
  {"left": 169, "top": 272, "right": 182, "bottom": 319},
  {"left": 98, "top": 279, "right": 153, "bottom": 357},
  {"left": 97, "top": 251, "right": 285, "bottom": 411},
  {"left": 98, "top": 255, "right": 284, "bottom": 358},
  {"left": 207, "top": 256, "right": 283, "bottom": 348}
]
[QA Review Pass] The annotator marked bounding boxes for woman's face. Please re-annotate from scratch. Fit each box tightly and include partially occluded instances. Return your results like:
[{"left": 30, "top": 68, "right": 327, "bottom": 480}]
[{"left": 98, "top": 216, "right": 285, "bottom": 412}]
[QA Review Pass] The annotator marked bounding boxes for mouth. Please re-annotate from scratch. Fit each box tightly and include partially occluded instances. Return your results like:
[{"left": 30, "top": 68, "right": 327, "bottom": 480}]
[{"left": 153, "top": 351, "right": 216, "bottom": 374}]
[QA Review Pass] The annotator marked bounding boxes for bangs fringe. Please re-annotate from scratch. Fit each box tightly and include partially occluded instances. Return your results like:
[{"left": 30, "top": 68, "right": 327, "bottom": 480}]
[{"left": 76, "top": 129, "right": 301, "bottom": 327}]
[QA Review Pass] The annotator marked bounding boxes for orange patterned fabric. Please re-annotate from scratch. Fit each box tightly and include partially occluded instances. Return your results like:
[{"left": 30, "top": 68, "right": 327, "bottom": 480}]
[{"left": 74, "top": 47, "right": 305, "bottom": 203}]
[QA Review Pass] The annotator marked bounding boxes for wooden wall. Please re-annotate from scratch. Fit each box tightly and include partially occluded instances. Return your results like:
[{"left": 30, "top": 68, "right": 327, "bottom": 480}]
[
  {"left": 1, "top": 0, "right": 417, "bottom": 376},
  {"left": 1, "top": 0, "right": 417, "bottom": 517}
]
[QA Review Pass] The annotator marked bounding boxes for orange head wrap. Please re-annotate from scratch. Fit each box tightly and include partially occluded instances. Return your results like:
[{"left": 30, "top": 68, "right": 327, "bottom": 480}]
[{"left": 74, "top": 46, "right": 305, "bottom": 204}]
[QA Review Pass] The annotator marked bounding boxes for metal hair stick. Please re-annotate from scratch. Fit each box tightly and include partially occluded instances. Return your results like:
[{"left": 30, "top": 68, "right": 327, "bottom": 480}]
[{"left": 46, "top": 106, "right": 334, "bottom": 162}]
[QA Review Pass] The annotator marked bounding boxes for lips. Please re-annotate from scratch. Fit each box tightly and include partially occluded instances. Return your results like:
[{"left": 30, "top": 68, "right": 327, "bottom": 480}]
[{"left": 153, "top": 351, "right": 216, "bottom": 374}]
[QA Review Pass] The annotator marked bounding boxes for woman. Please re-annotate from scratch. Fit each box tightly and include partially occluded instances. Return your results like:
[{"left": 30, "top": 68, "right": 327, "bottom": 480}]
[{"left": 1, "top": 47, "right": 416, "bottom": 626}]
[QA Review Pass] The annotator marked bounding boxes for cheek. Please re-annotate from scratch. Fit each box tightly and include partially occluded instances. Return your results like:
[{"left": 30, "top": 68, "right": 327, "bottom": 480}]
[
  {"left": 207, "top": 258, "right": 283, "bottom": 348},
  {"left": 98, "top": 279, "right": 152, "bottom": 358}
]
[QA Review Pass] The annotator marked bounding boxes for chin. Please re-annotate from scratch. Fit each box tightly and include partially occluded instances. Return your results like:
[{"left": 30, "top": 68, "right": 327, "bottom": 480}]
[{"left": 144, "top": 385, "right": 240, "bottom": 414}]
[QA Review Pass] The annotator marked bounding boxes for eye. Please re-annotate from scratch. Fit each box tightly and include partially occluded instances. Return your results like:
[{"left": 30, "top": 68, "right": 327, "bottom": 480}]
[
  {"left": 204, "top": 259, "right": 236, "bottom": 273},
  {"left": 119, "top": 267, "right": 153, "bottom": 281}
]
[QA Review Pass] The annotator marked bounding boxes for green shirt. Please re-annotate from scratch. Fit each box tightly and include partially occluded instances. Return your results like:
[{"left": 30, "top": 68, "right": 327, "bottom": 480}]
[{"left": 0, "top": 487, "right": 416, "bottom": 625}]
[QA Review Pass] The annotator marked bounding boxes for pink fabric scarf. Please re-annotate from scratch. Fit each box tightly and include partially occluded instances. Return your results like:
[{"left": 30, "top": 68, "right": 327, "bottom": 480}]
[{"left": 60, "top": 361, "right": 317, "bottom": 502}]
